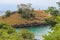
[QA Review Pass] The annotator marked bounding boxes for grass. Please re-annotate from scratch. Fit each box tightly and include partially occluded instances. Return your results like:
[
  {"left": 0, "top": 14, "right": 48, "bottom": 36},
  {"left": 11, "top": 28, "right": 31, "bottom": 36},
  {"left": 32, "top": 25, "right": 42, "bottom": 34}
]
[{"left": 0, "top": 10, "right": 51, "bottom": 26}]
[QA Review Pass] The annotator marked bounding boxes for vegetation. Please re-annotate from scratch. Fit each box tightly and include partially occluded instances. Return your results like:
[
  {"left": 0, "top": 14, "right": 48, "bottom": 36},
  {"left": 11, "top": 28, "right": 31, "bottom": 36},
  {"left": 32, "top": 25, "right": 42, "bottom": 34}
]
[
  {"left": 0, "top": 4, "right": 50, "bottom": 25},
  {"left": 17, "top": 4, "right": 35, "bottom": 19},
  {"left": 5, "top": 10, "right": 11, "bottom": 17},
  {"left": 45, "top": 7, "right": 58, "bottom": 26},
  {"left": 43, "top": 24, "right": 60, "bottom": 40},
  {"left": 47, "top": 7, "right": 59, "bottom": 16},
  {"left": 43, "top": 2, "right": 60, "bottom": 40},
  {"left": 20, "top": 29, "right": 34, "bottom": 40},
  {"left": 54, "top": 16, "right": 60, "bottom": 23},
  {"left": 45, "top": 18, "right": 56, "bottom": 27},
  {"left": 2, "top": 10, "right": 11, "bottom": 18},
  {"left": 0, "top": 23, "right": 34, "bottom": 40},
  {"left": 45, "top": 2, "right": 59, "bottom": 26}
]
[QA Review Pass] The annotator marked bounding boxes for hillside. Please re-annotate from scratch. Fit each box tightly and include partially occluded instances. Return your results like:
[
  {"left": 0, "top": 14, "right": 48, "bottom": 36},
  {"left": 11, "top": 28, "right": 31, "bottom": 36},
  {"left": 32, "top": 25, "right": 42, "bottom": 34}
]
[{"left": 0, "top": 10, "right": 51, "bottom": 27}]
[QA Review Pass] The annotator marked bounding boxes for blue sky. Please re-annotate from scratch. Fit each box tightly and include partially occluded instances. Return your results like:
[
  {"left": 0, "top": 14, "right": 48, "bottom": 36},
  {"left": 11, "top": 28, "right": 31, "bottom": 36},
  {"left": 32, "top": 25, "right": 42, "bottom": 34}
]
[{"left": 0, "top": 0, "right": 59, "bottom": 11}]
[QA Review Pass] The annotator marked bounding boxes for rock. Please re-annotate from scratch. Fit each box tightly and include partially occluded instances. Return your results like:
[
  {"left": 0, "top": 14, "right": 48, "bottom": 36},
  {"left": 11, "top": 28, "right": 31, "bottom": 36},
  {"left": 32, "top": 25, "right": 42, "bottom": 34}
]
[{"left": 12, "top": 22, "right": 48, "bottom": 28}]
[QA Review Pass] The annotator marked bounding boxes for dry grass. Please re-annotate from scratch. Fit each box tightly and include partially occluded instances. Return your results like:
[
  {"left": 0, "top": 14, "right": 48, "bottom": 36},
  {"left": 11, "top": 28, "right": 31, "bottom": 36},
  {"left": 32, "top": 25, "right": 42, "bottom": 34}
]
[{"left": 0, "top": 10, "right": 51, "bottom": 25}]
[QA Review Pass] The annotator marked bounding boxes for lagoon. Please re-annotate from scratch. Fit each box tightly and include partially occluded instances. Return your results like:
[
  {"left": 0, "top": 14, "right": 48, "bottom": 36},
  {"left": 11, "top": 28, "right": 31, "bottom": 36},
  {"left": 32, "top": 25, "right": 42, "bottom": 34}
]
[{"left": 16, "top": 25, "right": 51, "bottom": 40}]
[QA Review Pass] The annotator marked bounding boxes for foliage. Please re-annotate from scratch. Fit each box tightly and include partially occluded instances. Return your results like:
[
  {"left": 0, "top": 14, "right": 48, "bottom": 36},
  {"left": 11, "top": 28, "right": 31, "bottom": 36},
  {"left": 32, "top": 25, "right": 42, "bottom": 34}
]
[
  {"left": 17, "top": 4, "right": 35, "bottom": 19},
  {"left": 43, "top": 2, "right": 60, "bottom": 40},
  {"left": 19, "top": 29, "right": 34, "bottom": 40},
  {"left": 0, "top": 23, "right": 21, "bottom": 40},
  {"left": 2, "top": 10, "right": 11, "bottom": 18},
  {"left": 43, "top": 24, "right": 60, "bottom": 40},
  {"left": 5, "top": 10, "right": 11, "bottom": 17},
  {"left": 45, "top": 18, "right": 56, "bottom": 27},
  {"left": 57, "top": 2, "right": 60, "bottom": 13},
  {"left": 57, "top": 2, "right": 60, "bottom": 7},
  {"left": 0, "top": 23, "right": 34, "bottom": 40},
  {"left": 18, "top": 8, "right": 23, "bottom": 13},
  {"left": 45, "top": 3, "right": 59, "bottom": 26},
  {"left": 47, "top": 7, "right": 59, "bottom": 16},
  {"left": 43, "top": 11, "right": 60, "bottom": 40},
  {"left": 54, "top": 16, "right": 60, "bottom": 23}
]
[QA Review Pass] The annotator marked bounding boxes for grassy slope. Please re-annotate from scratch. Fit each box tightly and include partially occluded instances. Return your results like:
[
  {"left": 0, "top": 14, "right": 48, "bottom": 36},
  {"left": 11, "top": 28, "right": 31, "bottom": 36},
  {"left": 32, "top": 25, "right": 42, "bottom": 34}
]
[{"left": 0, "top": 10, "right": 51, "bottom": 25}]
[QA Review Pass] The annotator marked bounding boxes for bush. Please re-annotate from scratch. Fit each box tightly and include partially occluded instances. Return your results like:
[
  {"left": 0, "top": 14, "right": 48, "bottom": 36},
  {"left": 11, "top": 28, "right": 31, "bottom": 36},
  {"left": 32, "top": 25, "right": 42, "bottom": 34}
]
[
  {"left": 0, "top": 23, "right": 34, "bottom": 40},
  {"left": 43, "top": 24, "right": 60, "bottom": 40},
  {"left": 2, "top": 10, "right": 11, "bottom": 18},
  {"left": 20, "top": 29, "right": 34, "bottom": 40},
  {"left": 17, "top": 4, "right": 35, "bottom": 19},
  {"left": 18, "top": 8, "right": 23, "bottom": 13}
]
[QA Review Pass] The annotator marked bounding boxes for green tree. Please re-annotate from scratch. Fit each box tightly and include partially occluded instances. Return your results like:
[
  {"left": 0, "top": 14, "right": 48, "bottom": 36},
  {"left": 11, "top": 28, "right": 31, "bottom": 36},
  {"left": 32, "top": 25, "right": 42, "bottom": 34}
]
[
  {"left": 20, "top": 29, "right": 34, "bottom": 40},
  {"left": 43, "top": 2, "right": 60, "bottom": 40},
  {"left": 57, "top": 2, "right": 60, "bottom": 7},
  {"left": 43, "top": 24, "right": 60, "bottom": 40},
  {"left": 47, "top": 7, "right": 59, "bottom": 16},
  {"left": 54, "top": 16, "right": 60, "bottom": 23},
  {"left": 57, "top": 2, "right": 60, "bottom": 13},
  {"left": 43, "top": 4, "right": 60, "bottom": 40},
  {"left": 0, "top": 23, "right": 34, "bottom": 40},
  {"left": 45, "top": 18, "right": 56, "bottom": 27},
  {"left": 17, "top": 3, "right": 35, "bottom": 19},
  {"left": 5, "top": 10, "right": 11, "bottom": 17},
  {"left": 2, "top": 10, "right": 11, "bottom": 18},
  {"left": 45, "top": 5, "right": 59, "bottom": 26}
]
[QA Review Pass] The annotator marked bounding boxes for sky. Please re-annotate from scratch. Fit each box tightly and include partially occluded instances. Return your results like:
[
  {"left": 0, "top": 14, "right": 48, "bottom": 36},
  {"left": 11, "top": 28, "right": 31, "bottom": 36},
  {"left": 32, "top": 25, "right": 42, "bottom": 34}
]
[{"left": 0, "top": 0, "right": 59, "bottom": 11}]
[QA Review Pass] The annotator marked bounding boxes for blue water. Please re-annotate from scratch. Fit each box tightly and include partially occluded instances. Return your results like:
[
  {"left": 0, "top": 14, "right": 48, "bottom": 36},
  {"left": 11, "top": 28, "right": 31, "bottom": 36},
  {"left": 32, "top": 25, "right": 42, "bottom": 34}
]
[{"left": 16, "top": 25, "right": 51, "bottom": 40}]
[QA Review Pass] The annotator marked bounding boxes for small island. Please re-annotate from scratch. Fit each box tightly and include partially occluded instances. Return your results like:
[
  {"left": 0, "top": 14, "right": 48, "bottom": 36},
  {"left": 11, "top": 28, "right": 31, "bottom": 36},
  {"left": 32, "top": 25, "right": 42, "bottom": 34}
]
[{"left": 0, "top": 4, "right": 51, "bottom": 28}]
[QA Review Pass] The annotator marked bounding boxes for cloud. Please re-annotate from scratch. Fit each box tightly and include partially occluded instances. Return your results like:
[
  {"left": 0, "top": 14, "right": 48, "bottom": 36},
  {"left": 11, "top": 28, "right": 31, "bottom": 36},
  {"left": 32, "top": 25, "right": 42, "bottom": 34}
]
[
  {"left": 0, "top": 0, "right": 39, "bottom": 5},
  {"left": 0, "top": 0, "right": 59, "bottom": 10},
  {"left": 58, "top": 0, "right": 60, "bottom": 1},
  {"left": 0, "top": 0, "right": 58, "bottom": 5}
]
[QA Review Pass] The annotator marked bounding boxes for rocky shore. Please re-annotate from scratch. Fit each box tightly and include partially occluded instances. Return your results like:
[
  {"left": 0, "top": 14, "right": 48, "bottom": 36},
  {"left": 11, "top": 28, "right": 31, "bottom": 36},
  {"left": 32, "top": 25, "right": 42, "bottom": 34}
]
[{"left": 12, "top": 22, "right": 48, "bottom": 28}]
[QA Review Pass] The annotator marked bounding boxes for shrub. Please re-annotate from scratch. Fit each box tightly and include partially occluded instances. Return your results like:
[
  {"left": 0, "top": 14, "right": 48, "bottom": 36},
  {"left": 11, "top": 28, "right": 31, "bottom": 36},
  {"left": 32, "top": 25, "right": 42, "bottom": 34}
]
[
  {"left": 17, "top": 4, "right": 35, "bottom": 19},
  {"left": 43, "top": 24, "right": 60, "bottom": 40},
  {"left": 20, "top": 29, "right": 34, "bottom": 40},
  {"left": 0, "top": 23, "right": 34, "bottom": 40}
]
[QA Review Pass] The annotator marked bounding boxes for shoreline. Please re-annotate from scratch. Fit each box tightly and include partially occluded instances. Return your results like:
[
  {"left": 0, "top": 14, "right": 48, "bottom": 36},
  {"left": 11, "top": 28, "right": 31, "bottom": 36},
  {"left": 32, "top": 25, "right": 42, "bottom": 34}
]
[{"left": 12, "top": 22, "right": 49, "bottom": 28}]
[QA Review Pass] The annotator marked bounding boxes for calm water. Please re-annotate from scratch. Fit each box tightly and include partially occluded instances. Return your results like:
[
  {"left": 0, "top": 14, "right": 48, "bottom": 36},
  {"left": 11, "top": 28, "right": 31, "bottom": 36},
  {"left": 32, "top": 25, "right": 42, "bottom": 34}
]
[{"left": 16, "top": 25, "right": 51, "bottom": 40}]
